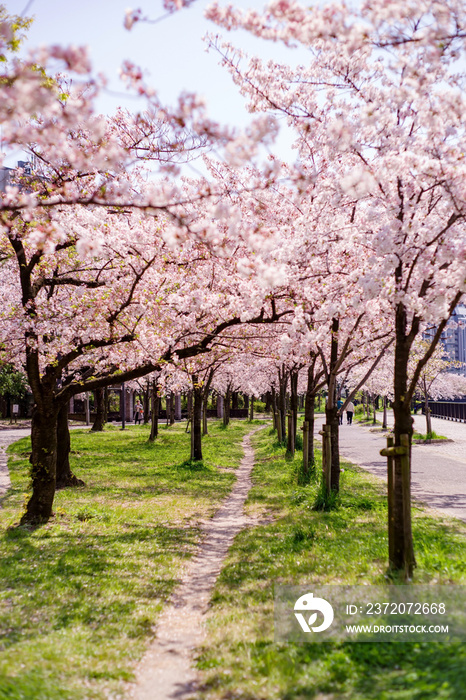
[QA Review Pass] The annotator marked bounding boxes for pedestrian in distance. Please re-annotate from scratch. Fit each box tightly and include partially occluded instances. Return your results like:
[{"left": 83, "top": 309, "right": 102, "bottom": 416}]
[
  {"left": 337, "top": 398, "right": 344, "bottom": 425},
  {"left": 346, "top": 401, "right": 355, "bottom": 425},
  {"left": 134, "top": 400, "right": 143, "bottom": 424}
]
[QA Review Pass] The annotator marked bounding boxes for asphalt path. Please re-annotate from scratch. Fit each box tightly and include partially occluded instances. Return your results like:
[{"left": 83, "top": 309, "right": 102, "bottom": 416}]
[
  {"left": 314, "top": 413, "right": 466, "bottom": 523},
  {"left": 0, "top": 427, "right": 31, "bottom": 501}
]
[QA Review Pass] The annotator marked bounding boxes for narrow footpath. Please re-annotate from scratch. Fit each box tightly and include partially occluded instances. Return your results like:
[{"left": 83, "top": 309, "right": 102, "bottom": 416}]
[
  {"left": 315, "top": 414, "right": 466, "bottom": 522},
  {"left": 128, "top": 427, "right": 263, "bottom": 700}
]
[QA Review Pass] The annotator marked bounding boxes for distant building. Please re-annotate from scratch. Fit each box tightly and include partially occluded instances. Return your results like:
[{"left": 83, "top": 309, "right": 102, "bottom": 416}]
[
  {"left": 0, "top": 161, "right": 33, "bottom": 193},
  {"left": 0, "top": 166, "right": 13, "bottom": 192},
  {"left": 439, "top": 304, "right": 466, "bottom": 371}
]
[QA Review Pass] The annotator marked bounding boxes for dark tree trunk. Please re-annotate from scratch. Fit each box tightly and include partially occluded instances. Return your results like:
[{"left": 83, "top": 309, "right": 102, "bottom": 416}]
[
  {"left": 144, "top": 383, "right": 150, "bottom": 424},
  {"left": 304, "top": 368, "right": 316, "bottom": 469},
  {"left": 231, "top": 391, "right": 239, "bottom": 410},
  {"left": 423, "top": 376, "right": 432, "bottom": 436},
  {"left": 91, "top": 387, "right": 105, "bottom": 431},
  {"left": 290, "top": 370, "right": 298, "bottom": 447},
  {"left": 223, "top": 387, "right": 231, "bottom": 427},
  {"left": 271, "top": 386, "right": 278, "bottom": 431},
  {"left": 103, "top": 386, "right": 109, "bottom": 424},
  {"left": 249, "top": 395, "right": 254, "bottom": 421},
  {"left": 265, "top": 391, "right": 272, "bottom": 413},
  {"left": 149, "top": 381, "right": 159, "bottom": 442},
  {"left": 392, "top": 302, "right": 415, "bottom": 576},
  {"left": 278, "top": 366, "right": 288, "bottom": 441},
  {"left": 325, "top": 403, "right": 340, "bottom": 491},
  {"left": 170, "top": 393, "right": 175, "bottom": 425},
  {"left": 191, "top": 375, "right": 203, "bottom": 461},
  {"left": 202, "top": 396, "right": 208, "bottom": 435},
  {"left": 56, "top": 403, "right": 85, "bottom": 489},
  {"left": 21, "top": 401, "right": 58, "bottom": 524},
  {"left": 327, "top": 317, "right": 341, "bottom": 492}
]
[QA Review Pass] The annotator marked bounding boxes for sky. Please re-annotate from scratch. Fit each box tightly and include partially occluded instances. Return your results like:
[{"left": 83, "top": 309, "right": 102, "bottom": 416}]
[{"left": 5, "top": 0, "right": 309, "bottom": 163}]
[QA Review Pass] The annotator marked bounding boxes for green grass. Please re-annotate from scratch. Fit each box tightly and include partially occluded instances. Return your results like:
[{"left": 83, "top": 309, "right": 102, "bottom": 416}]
[
  {"left": 413, "top": 431, "right": 448, "bottom": 442},
  {"left": 195, "top": 427, "right": 466, "bottom": 700},
  {"left": 0, "top": 419, "right": 259, "bottom": 699}
]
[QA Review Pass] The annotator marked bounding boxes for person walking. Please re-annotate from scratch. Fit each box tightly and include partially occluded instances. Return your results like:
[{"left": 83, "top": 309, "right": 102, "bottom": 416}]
[
  {"left": 346, "top": 401, "right": 355, "bottom": 425},
  {"left": 134, "top": 400, "right": 143, "bottom": 424},
  {"left": 337, "top": 398, "right": 344, "bottom": 425}
]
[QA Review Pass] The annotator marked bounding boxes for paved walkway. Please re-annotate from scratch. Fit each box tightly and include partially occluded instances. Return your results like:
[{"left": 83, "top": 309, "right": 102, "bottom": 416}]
[
  {"left": 314, "top": 413, "right": 466, "bottom": 522},
  {"left": 0, "top": 428, "right": 30, "bottom": 502}
]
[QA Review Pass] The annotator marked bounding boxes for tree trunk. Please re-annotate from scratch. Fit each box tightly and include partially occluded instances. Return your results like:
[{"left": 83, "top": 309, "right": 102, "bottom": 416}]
[
  {"left": 56, "top": 403, "right": 85, "bottom": 489},
  {"left": 304, "top": 368, "right": 316, "bottom": 470},
  {"left": 170, "top": 393, "right": 175, "bottom": 425},
  {"left": 423, "top": 376, "right": 432, "bottom": 437},
  {"left": 325, "top": 403, "right": 340, "bottom": 492},
  {"left": 191, "top": 375, "right": 203, "bottom": 461},
  {"left": 143, "top": 383, "right": 150, "bottom": 424},
  {"left": 271, "top": 386, "right": 278, "bottom": 431},
  {"left": 278, "top": 367, "right": 288, "bottom": 442},
  {"left": 326, "top": 317, "right": 341, "bottom": 492},
  {"left": 265, "top": 391, "right": 272, "bottom": 413},
  {"left": 223, "top": 388, "right": 231, "bottom": 427},
  {"left": 21, "top": 401, "right": 58, "bottom": 524},
  {"left": 249, "top": 395, "right": 254, "bottom": 421},
  {"left": 383, "top": 396, "right": 388, "bottom": 430},
  {"left": 231, "top": 391, "right": 239, "bottom": 410},
  {"left": 290, "top": 370, "right": 298, "bottom": 447},
  {"left": 286, "top": 411, "right": 294, "bottom": 455},
  {"left": 149, "top": 381, "right": 159, "bottom": 442},
  {"left": 202, "top": 396, "right": 208, "bottom": 435},
  {"left": 91, "top": 387, "right": 105, "bottom": 431},
  {"left": 174, "top": 393, "right": 182, "bottom": 421},
  {"left": 103, "top": 387, "right": 109, "bottom": 424},
  {"left": 392, "top": 303, "right": 415, "bottom": 577}
]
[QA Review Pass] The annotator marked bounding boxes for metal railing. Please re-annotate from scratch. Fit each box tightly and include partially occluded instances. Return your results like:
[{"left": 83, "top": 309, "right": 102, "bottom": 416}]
[{"left": 424, "top": 401, "right": 466, "bottom": 423}]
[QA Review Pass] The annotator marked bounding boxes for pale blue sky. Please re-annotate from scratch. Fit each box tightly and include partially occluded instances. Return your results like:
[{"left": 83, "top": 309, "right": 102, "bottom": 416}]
[{"left": 6, "top": 0, "right": 307, "bottom": 129}]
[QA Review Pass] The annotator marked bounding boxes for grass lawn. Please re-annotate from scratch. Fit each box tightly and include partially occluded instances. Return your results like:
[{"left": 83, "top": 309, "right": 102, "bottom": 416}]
[
  {"left": 0, "top": 419, "right": 259, "bottom": 700},
  {"left": 196, "top": 427, "right": 466, "bottom": 700}
]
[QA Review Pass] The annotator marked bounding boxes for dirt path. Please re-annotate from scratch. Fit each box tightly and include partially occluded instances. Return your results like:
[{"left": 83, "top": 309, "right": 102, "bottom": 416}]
[{"left": 127, "top": 428, "right": 263, "bottom": 700}]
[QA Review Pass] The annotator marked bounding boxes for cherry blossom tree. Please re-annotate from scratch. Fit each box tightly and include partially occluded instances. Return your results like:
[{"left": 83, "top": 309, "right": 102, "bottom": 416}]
[{"left": 207, "top": 0, "right": 466, "bottom": 575}]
